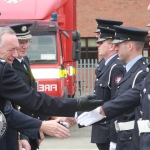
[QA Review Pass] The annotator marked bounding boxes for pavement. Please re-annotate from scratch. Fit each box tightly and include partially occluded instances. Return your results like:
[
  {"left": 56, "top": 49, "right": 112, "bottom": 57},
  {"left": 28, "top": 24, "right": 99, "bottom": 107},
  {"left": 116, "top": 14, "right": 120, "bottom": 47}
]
[{"left": 39, "top": 125, "right": 97, "bottom": 150}]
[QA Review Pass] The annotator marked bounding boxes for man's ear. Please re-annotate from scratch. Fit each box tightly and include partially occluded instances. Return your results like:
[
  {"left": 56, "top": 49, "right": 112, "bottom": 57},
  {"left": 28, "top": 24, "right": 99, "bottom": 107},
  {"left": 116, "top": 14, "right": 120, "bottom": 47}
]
[
  {"left": 128, "top": 42, "right": 133, "bottom": 51},
  {"left": 110, "top": 43, "right": 114, "bottom": 51}
]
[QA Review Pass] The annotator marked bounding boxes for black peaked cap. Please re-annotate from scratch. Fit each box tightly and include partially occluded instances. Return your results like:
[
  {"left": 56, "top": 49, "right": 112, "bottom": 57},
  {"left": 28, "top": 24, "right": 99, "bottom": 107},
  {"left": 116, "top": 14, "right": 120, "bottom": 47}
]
[{"left": 111, "top": 25, "right": 148, "bottom": 44}]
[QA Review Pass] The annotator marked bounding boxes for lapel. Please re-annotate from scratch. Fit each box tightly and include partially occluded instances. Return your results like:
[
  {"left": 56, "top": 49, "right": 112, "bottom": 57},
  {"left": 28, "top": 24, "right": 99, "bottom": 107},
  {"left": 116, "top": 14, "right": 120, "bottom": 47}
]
[
  {"left": 97, "top": 58, "right": 105, "bottom": 72},
  {"left": 98, "top": 55, "right": 118, "bottom": 78},
  {"left": 13, "top": 58, "right": 30, "bottom": 75},
  {"left": 119, "top": 57, "right": 145, "bottom": 85}
]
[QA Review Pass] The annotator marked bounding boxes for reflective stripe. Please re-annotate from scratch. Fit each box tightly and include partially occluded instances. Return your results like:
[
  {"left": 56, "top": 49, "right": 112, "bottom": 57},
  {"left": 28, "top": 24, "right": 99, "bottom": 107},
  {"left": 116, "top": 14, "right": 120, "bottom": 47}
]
[
  {"left": 67, "top": 66, "right": 76, "bottom": 76},
  {"left": 31, "top": 68, "right": 65, "bottom": 79}
]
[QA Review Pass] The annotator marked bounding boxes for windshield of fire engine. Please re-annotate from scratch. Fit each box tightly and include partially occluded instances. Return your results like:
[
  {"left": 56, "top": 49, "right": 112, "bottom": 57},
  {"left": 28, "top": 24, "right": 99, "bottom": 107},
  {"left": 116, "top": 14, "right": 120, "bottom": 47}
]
[{"left": 27, "top": 34, "right": 57, "bottom": 64}]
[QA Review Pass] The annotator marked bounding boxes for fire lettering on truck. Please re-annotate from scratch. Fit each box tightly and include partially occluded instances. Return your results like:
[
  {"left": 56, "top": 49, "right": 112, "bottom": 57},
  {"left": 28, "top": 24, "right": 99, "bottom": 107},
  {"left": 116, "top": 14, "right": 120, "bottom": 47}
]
[{"left": 39, "top": 84, "right": 57, "bottom": 92}]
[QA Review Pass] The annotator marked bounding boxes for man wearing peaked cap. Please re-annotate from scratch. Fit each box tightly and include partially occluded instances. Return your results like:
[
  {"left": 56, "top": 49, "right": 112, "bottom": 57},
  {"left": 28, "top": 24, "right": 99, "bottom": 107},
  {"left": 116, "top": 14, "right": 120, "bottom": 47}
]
[
  {"left": 78, "top": 26, "right": 148, "bottom": 150},
  {"left": 93, "top": 20, "right": 123, "bottom": 150},
  {"left": 95, "top": 27, "right": 120, "bottom": 150},
  {"left": 110, "top": 26, "right": 148, "bottom": 150},
  {"left": 89, "top": 26, "right": 125, "bottom": 150}
]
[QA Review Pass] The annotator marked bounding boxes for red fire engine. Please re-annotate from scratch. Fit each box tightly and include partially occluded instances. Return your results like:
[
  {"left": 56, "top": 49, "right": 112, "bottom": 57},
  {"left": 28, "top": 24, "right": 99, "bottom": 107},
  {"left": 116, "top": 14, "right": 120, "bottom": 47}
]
[{"left": 0, "top": 0, "right": 81, "bottom": 98}]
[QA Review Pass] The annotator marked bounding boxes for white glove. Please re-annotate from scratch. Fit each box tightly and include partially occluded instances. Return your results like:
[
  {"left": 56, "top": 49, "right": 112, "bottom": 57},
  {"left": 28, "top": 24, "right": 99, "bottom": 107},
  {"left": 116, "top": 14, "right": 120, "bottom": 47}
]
[
  {"left": 77, "top": 107, "right": 105, "bottom": 126},
  {"left": 109, "top": 142, "right": 117, "bottom": 150}
]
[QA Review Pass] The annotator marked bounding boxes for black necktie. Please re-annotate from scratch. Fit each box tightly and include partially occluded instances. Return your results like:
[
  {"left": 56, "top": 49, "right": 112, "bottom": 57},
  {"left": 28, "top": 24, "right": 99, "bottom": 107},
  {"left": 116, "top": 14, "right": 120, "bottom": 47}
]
[{"left": 21, "top": 59, "right": 27, "bottom": 70}]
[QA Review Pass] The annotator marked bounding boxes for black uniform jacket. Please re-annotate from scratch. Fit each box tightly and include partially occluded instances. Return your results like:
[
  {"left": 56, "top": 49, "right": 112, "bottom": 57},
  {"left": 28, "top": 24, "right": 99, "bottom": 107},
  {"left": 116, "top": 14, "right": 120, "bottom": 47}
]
[
  {"left": 95, "top": 58, "right": 105, "bottom": 79},
  {"left": 94, "top": 59, "right": 105, "bottom": 94},
  {"left": 91, "top": 55, "right": 125, "bottom": 143},
  {"left": 0, "top": 101, "right": 42, "bottom": 150},
  {"left": 113, "top": 57, "right": 147, "bottom": 150},
  {"left": 102, "top": 63, "right": 150, "bottom": 150}
]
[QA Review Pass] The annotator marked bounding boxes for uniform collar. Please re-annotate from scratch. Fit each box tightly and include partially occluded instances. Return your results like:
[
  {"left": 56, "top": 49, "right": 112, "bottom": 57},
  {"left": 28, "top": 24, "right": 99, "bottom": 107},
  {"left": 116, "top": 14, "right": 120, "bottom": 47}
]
[
  {"left": 105, "top": 53, "right": 117, "bottom": 66},
  {"left": 126, "top": 55, "right": 142, "bottom": 72},
  {"left": 16, "top": 57, "right": 24, "bottom": 63}
]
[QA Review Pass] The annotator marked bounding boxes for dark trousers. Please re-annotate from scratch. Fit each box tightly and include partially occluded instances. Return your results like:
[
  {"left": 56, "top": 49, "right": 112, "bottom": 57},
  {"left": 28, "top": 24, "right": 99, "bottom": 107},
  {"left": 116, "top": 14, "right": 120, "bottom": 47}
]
[{"left": 96, "top": 143, "right": 109, "bottom": 150}]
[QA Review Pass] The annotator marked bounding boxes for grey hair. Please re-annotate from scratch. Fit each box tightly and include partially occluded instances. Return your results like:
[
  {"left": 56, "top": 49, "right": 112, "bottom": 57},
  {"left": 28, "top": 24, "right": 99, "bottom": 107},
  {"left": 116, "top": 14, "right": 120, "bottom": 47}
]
[{"left": 0, "top": 27, "right": 15, "bottom": 48}]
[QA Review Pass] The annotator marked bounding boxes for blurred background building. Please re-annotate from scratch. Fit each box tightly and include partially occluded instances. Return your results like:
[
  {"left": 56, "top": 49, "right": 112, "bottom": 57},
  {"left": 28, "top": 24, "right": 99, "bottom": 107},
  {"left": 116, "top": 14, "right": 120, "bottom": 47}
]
[{"left": 77, "top": 0, "right": 150, "bottom": 61}]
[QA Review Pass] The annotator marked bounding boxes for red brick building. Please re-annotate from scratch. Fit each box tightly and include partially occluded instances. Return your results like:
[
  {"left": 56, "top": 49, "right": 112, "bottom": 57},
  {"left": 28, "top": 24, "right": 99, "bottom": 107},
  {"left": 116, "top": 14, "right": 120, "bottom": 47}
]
[{"left": 77, "top": 0, "right": 150, "bottom": 61}]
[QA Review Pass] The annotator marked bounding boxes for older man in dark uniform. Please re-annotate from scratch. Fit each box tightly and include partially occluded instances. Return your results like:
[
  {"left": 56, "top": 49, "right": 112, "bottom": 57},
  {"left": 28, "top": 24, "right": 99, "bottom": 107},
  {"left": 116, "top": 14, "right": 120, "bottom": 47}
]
[
  {"left": 78, "top": 26, "right": 149, "bottom": 150},
  {"left": 0, "top": 26, "right": 103, "bottom": 150}
]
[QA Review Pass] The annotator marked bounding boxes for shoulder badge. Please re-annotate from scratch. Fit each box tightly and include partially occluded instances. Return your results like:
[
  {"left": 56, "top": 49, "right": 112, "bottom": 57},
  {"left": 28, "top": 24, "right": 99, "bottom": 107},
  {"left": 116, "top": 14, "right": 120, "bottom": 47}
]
[
  {"left": 115, "top": 75, "right": 122, "bottom": 85},
  {"left": 0, "top": 111, "right": 7, "bottom": 139}
]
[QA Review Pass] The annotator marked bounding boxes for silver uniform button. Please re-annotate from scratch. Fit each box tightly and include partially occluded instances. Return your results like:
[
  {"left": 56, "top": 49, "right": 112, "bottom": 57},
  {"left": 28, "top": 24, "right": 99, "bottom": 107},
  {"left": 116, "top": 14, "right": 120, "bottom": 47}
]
[
  {"left": 129, "top": 137, "right": 132, "bottom": 140},
  {"left": 96, "top": 79, "right": 98, "bottom": 81},
  {"left": 37, "top": 117, "right": 40, "bottom": 119},
  {"left": 100, "top": 84, "right": 102, "bottom": 87},
  {"left": 140, "top": 111, "right": 143, "bottom": 115},
  {"left": 146, "top": 67, "right": 149, "bottom": 73},
  {"left": 143, "top": 88, "right": 146, "bottom": 94},
  {"left": 140, "top": 94, "right": 142, "bottom": 97},
  {"left": 117, "top": 86, "right": 119, "bottom": 89},
  {"left": 32, "top": 114, "right": 34, "bottom": 116},
  {"left": 143, "top": 62, "right": 145, "bottom": 65},
  {"left": 148, "top": 94, "right": 150, "bottom": 100}
]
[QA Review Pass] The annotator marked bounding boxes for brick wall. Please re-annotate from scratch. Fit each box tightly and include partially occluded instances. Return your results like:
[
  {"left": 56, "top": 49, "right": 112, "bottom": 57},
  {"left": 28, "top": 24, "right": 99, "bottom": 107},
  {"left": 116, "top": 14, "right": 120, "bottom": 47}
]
[{"left": 77, "top": 0, "right": 150, "bottom": 37}]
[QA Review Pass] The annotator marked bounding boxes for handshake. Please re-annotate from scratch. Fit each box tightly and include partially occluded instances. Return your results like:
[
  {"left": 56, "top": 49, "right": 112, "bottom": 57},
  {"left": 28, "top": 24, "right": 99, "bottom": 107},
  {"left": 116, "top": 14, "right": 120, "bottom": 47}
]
[{"left": 40, "top": 94, "right": 104, "bottom": 140}]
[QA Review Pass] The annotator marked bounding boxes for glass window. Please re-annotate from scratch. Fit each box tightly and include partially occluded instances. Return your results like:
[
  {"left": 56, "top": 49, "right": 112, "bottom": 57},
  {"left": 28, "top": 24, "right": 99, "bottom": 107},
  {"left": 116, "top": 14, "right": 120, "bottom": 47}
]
[
  {"left": 27, "top": 33, "right": 57, "bottom": 64},
  {"left": 79, "top": 38, "right": 98, "bottom": 64}
]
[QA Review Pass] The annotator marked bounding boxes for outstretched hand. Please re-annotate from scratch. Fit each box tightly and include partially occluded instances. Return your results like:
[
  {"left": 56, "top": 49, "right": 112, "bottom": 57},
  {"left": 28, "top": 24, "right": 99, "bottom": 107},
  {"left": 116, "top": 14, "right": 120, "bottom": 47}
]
[
  {"left": 77, "top": 107, "right": 105, "bottom": 126},
  {"left": 40, "top": 118, "right": 70, "bottom": 139}
]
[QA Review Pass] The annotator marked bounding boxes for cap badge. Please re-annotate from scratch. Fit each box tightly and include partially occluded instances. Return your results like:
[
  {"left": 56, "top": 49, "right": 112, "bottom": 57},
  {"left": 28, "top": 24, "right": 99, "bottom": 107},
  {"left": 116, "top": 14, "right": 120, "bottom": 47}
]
[{"left": 21, "top": 26, "right": 27, "bottom": 32}]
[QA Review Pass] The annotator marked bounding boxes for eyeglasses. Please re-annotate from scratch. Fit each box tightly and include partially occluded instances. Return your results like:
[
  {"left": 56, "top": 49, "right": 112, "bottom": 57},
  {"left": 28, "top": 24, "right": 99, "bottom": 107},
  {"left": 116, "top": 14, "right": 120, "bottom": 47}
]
[{"left": 19, "top": 40, "right": 31, "bottom": 47}]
